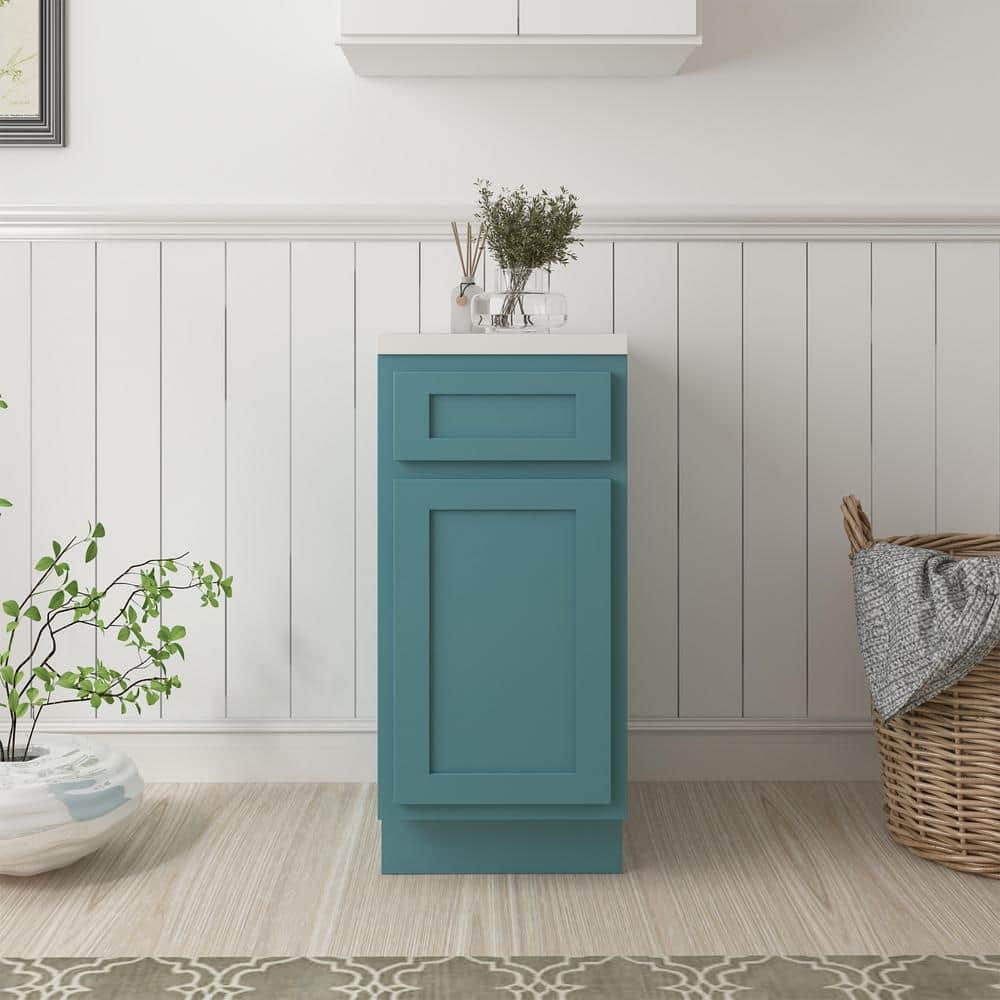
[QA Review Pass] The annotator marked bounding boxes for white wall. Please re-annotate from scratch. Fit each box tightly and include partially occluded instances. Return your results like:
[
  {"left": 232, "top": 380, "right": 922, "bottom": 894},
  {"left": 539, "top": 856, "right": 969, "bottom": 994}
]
[{"left": 2, "top": 0, "right": 1000, "bottom": 208}]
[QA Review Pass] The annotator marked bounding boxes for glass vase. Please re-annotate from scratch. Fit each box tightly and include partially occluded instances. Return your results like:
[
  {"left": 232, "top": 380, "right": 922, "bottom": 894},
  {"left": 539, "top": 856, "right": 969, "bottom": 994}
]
[{"left": 472, "top": 268, "right": 567, "bottom": 332}]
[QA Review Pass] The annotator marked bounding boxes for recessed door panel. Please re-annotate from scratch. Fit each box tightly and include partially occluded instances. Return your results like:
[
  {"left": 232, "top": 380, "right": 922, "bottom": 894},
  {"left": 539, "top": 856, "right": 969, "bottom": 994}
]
[
  {"left": 393, "top": 478, "right": 612, "bottom": 805},
  {"left": 394, "top": 371, "right": 611, "bottom": 461}
]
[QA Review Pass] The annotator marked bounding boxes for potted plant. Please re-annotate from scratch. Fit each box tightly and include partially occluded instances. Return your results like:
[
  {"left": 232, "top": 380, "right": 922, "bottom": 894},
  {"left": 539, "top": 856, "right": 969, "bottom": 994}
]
[
  {"left": 0, "top": 392, "right": 230, "bottom": 876},
  {"left": 471, "top": 180, "right": 583, "bottom": 332}
]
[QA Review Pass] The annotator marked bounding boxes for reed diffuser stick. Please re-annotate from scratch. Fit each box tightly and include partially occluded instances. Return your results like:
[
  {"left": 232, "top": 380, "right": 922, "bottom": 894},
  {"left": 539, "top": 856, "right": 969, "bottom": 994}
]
[
  {"left": 450, "top": 221, "right": 466, "bottom": 273},
  {"left": 470, "top": 228, "right": 487, "bottom": 279}
]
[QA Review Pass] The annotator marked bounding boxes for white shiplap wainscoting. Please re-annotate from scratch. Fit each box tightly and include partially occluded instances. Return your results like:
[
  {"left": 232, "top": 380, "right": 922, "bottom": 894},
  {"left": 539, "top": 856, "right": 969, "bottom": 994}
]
[{"left": 2, "top": 207, "right": 1000, "bottom": 781}]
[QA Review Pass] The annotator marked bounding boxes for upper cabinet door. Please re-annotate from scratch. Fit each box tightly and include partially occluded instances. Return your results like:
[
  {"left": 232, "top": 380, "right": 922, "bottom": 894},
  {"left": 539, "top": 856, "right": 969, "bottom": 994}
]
[
  {"left": 519, "top": 0, "right": 698, "bottom": 36},
  {"left": 340, "top": 0, "right": 519, "bottom": 36}
]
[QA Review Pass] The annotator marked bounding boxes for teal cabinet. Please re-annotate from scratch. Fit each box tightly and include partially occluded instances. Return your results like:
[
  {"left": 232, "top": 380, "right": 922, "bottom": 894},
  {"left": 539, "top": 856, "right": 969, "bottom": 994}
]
[{"left": 378, "top": 352, "right": 627, "bottom": 874}]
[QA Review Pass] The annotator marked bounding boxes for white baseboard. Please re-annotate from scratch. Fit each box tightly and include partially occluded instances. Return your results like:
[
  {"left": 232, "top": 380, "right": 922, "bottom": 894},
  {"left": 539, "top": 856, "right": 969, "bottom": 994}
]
[{"left": 36, "top": 719, "right": 879, "bottom": 782}]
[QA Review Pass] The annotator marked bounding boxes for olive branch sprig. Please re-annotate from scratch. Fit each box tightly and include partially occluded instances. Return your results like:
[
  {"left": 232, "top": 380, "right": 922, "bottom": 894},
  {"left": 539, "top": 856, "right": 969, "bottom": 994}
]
[{"left": 0, "top": 392, "right": 230, "bottom": 762}]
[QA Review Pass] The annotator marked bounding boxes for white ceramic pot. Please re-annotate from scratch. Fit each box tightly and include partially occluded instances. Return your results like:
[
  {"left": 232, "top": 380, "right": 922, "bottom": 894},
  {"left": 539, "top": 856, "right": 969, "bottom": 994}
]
[{"left": 0, "top": 735, "right": 143, "bottom": 876}]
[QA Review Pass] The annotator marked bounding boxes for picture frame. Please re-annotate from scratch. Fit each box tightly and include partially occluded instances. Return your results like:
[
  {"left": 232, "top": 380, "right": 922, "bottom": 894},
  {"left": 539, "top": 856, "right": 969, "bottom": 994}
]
[{"left": 0, "top": 0, "right": 64, "bottom": 146}]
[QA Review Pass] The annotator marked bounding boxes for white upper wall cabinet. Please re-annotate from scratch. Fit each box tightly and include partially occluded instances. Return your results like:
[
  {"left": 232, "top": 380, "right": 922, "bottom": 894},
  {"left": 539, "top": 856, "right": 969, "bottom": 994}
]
[
  {"left": 337, "top": 0, "right": 701, "bottom": 77},
  {"left": 519, "top": 0, "right": 698, "bottom": 37},
  {"left": 340, "top": 0, "right": 518, "bottom": 36}
]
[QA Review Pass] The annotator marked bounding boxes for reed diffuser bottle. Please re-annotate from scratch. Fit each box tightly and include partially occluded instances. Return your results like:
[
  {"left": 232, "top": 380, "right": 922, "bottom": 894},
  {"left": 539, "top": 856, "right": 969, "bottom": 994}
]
[{"left": 449, "top": 222, "right": 485, "bottom": 334}]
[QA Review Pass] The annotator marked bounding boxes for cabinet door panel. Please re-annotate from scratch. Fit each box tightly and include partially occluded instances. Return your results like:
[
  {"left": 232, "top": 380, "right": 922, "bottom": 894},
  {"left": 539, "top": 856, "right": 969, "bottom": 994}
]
[
  {"left": 394, "top": 478, "right": 611, "bottom": 805},
  {"left": 519, "top": 0, "right": 698, "bottom": 36},
  {"left": 341, "top": 0, "right": 518, "bottom": 36},
  {"left": 394, "top": 371, "right": 611, "bottom": 461}
]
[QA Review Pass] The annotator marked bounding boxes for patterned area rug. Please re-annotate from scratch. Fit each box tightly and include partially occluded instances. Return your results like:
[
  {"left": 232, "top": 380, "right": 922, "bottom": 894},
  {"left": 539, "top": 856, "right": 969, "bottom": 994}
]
[{"left": 3, "top": 956, "right": 1000, "bottom": 998}]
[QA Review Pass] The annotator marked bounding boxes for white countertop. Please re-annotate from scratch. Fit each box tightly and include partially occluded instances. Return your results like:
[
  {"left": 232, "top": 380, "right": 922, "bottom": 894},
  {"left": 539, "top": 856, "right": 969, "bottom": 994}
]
[{"left": 378, "top": 334, "right": 628, "bottom": 356}]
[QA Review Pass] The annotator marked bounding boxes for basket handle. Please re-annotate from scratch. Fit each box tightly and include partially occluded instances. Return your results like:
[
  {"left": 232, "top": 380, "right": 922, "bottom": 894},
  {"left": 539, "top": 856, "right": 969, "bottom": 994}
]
[{"left": 841, "top": 495, "right": 874, "bottom": 559}]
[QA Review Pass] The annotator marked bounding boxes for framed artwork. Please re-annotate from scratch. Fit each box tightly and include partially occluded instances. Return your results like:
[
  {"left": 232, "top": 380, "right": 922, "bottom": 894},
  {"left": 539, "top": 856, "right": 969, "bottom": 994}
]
[{"left": 0, "top": 0, "right": 63, "bottom": 145}]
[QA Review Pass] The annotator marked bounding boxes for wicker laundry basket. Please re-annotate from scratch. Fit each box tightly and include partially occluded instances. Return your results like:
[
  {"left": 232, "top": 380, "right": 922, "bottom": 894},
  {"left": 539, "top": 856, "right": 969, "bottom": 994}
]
[{"left": 842, "top": 495, "right": 1000, "bottom": 877}]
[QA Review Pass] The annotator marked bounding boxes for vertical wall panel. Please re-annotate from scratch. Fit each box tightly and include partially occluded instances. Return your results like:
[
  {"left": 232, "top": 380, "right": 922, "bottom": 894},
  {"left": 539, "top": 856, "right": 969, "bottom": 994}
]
[
  {"left": 677, "top": 242, "right": 743, "bottom": 717},
  {"left": 420, "top": 240, "right": 460, "bottom": 334},
  {"left": 871, "top": 242, "right": 936, "bottom": 536},
  {"left": 742, "top": 242, "right": 807, "bottom": 718},
  {"left": 936, "top": 242, "right": 1000, "bottom": 533},
  {"left": 291, "top": 241, "right": 356, "bottom": 718},
  {"left": 0, "top": 243, "right": 31, "bottom": 677},
  {"left": 96, "top": 242, "right": 161, "bottom": 718},
  {"left": 356, "top": 241, "right": 419, "bottom": 718},
  {"left": 549, "top": 240, "right": 614, "bottom": 333},
  {"left": 31, "top": 242, "right": 97, "bottom": 721},
  {"left": 10, "top": 230, "right": 1000, "bottom": 736},
  {"left": 161, "top": 242, "right": 227, "bottom": 720},
  {"left": 615, "top": 241, "right": 678, "bottom": 718},
  {"left": 226, "top": 242, "right": 291, "bottom": 718},
  {"left": 807, "top": 242, "right": 871, "bottom": 719}
]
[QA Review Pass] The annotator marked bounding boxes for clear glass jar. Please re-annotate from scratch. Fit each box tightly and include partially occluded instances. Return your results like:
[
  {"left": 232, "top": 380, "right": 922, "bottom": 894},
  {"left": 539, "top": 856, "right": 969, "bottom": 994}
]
[{"left": 472, "top": 267, "right": 568, "bottom": 332}]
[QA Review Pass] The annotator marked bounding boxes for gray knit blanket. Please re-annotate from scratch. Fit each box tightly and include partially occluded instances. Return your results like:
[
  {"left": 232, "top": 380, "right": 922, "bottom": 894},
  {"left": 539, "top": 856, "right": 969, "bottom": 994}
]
[{"left": 852, "top": 542, "right": 1000, "bottom": 721}]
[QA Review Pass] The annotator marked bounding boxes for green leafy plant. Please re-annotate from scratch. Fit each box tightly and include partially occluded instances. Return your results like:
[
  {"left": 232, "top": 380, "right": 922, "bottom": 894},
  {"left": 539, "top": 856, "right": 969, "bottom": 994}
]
[
  {"left": 474, "top": 180, "right": 583, "bottom": 329},
  {"left": 0, "top": 394, "right": 231, "bottom": 762},
  {"left": 0, "top": 394, "right": 10, "bottom": 515}
]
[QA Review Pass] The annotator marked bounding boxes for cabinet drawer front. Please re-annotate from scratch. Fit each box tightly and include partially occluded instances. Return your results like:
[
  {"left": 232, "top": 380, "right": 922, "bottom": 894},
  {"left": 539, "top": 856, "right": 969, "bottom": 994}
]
[
  {"left": 393, "top": 478, "right": 612, "bottom": 806},
  {"left": 519, "top": 0, "right": 698, "bottom": 36},
  {"left": 394, "top": 371, "right": 611, "bottom": 461},
  {"left": 341, "top": 0, "right": 518, "bottom": 36}
]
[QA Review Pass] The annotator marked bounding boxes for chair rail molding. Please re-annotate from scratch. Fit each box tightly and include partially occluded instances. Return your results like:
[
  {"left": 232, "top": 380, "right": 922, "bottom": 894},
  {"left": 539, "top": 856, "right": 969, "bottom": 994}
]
[{"left": 2, "top": 204, "right": 1000, "bottom": 240}]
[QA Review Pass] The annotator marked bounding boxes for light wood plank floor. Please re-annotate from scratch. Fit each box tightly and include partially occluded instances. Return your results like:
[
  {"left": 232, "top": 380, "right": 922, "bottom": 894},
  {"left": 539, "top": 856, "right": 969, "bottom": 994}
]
[{"left": 4, "top": 782, "right": 1000, "bottom": 956}]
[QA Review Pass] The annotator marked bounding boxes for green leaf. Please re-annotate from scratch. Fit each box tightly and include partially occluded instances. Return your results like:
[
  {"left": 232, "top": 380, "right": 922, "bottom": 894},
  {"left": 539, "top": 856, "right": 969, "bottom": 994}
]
[
  {"left": 117, "top": 626, "right": 130, "bottom": 642},
  {"left": 0, "top": 498, "right": 12, "bottom": 509},
  {"left": 0, "top": 398, "right": 7, "bottom": 408},
  {"left": 169, "top": 625, "right": 186, "bottom": 640},
  {"left": 210, "top": 561, "right": 223, "bottom": 579},
  {"left": 48, "top": 590, "right": 65, "bottom": 610},
  {"left": 0, "top": 665, "right": 13, "bottom": 686},
  {"left": 145, "top": 689, "right": 159, "bottom": 706},
  {"left": 35, "top": 556, "right": 54, "bottom": 572},
  {"left": 93, "top": 522, "right": 105, "bottom": 538},
  {"left": 57, "top": 671, "right": 78, "bottom": 689},
  {"left": 15, "top": 702, "right": 29, "bottom": 719},
  {"left": 89, "top": 693, "right": 102, "bottom": 709},
  {"left": 85, "top": 540, "right": 98, "bottom": 563},
  {"left": 24, "top": 606, "right": 41, "bottom": 622},
  {"left": 8, "top": 690, "right": 19, "bottom": 712},
  {"left": 2, "top": 599, "right": 19, "bottom": 617},
  {"left": 51, "top": 540, "right": 62, "bottom": 557}
]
